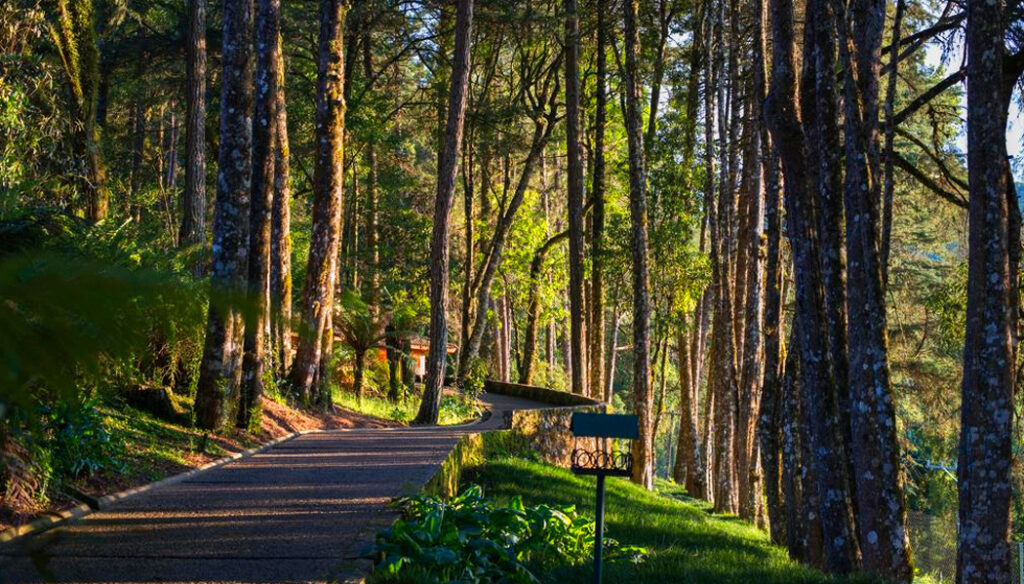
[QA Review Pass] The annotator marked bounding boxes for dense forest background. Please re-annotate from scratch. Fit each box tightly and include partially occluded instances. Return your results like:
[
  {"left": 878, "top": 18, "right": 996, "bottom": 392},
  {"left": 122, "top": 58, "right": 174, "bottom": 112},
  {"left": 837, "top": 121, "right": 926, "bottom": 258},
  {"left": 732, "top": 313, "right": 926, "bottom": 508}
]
[{"left": 1, "top": 0, "right": 1022, "bottom": 582}]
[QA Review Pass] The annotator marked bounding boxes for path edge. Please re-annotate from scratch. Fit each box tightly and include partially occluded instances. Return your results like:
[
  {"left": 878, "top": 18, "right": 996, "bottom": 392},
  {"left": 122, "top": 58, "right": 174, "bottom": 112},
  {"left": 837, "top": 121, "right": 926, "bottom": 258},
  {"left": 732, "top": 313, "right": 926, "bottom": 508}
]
[{"left": 0, "top": 429, "right": 313, "bottom": 548}]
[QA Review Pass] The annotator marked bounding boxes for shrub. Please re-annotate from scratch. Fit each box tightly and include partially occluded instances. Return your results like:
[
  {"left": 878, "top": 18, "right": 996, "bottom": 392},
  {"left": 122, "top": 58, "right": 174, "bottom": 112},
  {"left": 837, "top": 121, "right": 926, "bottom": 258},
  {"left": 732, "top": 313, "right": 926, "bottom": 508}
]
[
  {"left": 40, "top": 396, "right": 123, "bottom": 480},
  {"left": 364, "top": 485, "right": 646, "bottom": 584},
  {"left": 460, "top": 356, "right": 489, "bottom": 398}
]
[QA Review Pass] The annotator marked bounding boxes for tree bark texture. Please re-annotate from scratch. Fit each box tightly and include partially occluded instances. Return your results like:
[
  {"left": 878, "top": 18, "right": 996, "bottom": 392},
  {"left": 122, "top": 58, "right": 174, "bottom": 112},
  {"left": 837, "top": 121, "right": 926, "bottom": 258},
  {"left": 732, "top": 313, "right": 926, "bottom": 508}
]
[
  {"left": 270, "top": 32, "right": 293, "bottom": 378},
  {"left": 289, "top": 0, "right": 349, "bottom": 403},
  {"left": 838, "top": 0, "right": 912, "bottom": 576},
  {"left": 623, "top": 0, "right": 654, "bottom": 490},
  {"left": 765, "top": 0, "right": 859, "bottom": 570},
  {"left": 194, "top": 0, "right": 254, "bottom": 430},
  {"left": 415, "top": 0, "right": 473, "bottom": 425},
  {"left": 181, "top": 0, "right": 207, "bottom": 248},
  {"left": 238, "top": 0, "right": 282, "bottom": 429},
  {"left": 957, "top": 0, "right": 1018, "bottom": 580},
  {"left": 564, "top": 0, "right": 587, "bottom": 397},
  {"left": 588, "top": 0, "right": 608, "bottom": 402}
]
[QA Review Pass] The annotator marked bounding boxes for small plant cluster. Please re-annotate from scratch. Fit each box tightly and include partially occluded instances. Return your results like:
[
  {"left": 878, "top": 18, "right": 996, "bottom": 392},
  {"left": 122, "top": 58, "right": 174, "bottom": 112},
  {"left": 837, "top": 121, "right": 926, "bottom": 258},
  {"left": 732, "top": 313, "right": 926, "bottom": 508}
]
[
  {"left": 364, "top": 485, "right": 647, "bottom": 583},
  {"left": 6, "top": 396, "right": 125, "bottom": 506}
]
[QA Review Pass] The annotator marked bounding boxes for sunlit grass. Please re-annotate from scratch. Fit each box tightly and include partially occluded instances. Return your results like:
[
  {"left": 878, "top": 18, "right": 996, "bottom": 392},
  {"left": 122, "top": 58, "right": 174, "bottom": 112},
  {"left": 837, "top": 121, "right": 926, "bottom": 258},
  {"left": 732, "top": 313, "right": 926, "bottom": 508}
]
[
  {"left": 333, "top": 391, "right": 420, "bottom": 423},
  {"left": 332, "top": 388, "right": 483, "bottom": 426},
  {"left": 463, "top": 453, "right": 894, "bottom": 584},
  {"left": 99, "top": 404, "right": 243, "bottom": 483}
]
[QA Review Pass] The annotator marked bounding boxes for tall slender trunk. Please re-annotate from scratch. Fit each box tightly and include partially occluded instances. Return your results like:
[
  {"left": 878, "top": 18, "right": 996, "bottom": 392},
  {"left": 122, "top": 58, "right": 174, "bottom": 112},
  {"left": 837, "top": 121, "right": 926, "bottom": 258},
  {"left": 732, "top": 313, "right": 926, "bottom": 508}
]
[
  {"left": 879, "top": 0, "right": 905, "bottom": 285},
  {"left": 765, "top": 0, "right": 859, "bottom": 570},
  {"left": 521, "top": 231, "right": 569, "bottom": 384},
  {"left": 623, "top": 0, "right": 654, "bottom": 490},
  {"left": 674, "top": 319, "right": 698, "bottom": 491},
  {"left": 804, "top": 0, "right": 856, "bottom": 527},
  {"left": 362, "top": 28, "right": 380, "bottom": 308},
  {"left": 588, "top": 0, "right": 608, "bottom": 400},
  {"left": 415, "top": 0, "right": 474, "bottom": 425},
  {"left": 838, "top": 0, "right": 912, "bottom": 577},
  {"left": 701, "top": 352, "right": 716, "bottom": 505},
  {"left": 270, "top": 28, "right": 293, "bottom": 377},
  {"left": 565, "top": 0, "right": 587, "bottom": 397},
  {"left": 129, "top": 59, "right": 146, "bottom": 210},
  {"left": 757, "top": 145, "right": 785, "bottom": 544},
  {"left": 194, "top": 0, "right": 253, "bottom": 430},
  {"left": 737, "top": 2, "right": 767, "bottom": 517},
  {"left": 181, "top": 0, "right": 207, "bottom": 249},
  {"left": 780, "top": 320, "right": 804, "bottom": 561},
  {"left": 238, "top": 0, "right": 281, "bottom": 429},
  {"left": 461, "top": 138, "right": 475, "bottom": 374},
  {"left": 289, "top": 0, "right": 349, "bottom": 403},
  {"left": 957, "top": 0, "right": 1018, "bottom": 580},
  {"left": 53, "top": 0, "right": 108, "bottom": 221},
  {"left": 605, "top": 302, "right": 620, "bottom": 403}
]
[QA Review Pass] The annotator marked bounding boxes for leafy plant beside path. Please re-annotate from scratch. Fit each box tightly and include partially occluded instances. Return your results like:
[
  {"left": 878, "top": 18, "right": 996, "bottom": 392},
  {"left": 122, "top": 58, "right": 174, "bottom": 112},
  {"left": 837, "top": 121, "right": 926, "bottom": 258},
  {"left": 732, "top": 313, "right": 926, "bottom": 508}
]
[{"left": 363, "top": 484, "right": 646, "bottom": 584}]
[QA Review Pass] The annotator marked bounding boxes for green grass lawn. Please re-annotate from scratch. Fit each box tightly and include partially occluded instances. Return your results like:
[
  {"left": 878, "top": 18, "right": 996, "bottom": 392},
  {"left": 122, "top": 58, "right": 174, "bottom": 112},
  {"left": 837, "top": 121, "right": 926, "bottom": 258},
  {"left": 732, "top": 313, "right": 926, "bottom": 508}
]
[
  {"left": 464, "top": 454, "right": 893, "bottom": 584},
  {"left": 333, "top": 389, "right": 482, "bottom": 426}
]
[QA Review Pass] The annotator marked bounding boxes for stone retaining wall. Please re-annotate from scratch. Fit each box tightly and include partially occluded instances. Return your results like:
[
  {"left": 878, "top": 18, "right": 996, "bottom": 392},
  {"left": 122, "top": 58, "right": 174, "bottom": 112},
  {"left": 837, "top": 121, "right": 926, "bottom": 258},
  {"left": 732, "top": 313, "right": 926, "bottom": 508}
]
[{"left": 506, "top": 405, "right": 605, "bottom": 467}]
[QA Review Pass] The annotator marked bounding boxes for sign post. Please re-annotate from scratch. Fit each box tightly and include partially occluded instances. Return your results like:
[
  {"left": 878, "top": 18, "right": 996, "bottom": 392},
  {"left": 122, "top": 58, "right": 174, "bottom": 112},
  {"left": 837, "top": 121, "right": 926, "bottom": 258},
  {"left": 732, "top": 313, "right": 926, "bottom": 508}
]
[{"left": 569, "top": 412, "right": 639, "bottom": 584}]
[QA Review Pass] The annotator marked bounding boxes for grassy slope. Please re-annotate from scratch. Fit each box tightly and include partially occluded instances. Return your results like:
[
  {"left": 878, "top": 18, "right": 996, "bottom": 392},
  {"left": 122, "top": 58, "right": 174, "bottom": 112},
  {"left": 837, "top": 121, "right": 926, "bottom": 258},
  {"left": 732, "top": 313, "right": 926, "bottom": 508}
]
[
  {"left": 466, "top": 455, "right": 889, "bottom": 584},
  {"left": 333, "top": 390, "right": 482, "bottom": 426}
]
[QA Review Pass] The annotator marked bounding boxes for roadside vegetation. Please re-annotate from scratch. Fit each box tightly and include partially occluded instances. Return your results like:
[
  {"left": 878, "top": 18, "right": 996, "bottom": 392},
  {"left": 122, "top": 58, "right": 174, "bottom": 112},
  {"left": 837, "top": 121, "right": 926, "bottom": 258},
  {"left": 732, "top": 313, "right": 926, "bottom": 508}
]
[{"left": 366, "top": 441, "right": 904, "bottom": 584}]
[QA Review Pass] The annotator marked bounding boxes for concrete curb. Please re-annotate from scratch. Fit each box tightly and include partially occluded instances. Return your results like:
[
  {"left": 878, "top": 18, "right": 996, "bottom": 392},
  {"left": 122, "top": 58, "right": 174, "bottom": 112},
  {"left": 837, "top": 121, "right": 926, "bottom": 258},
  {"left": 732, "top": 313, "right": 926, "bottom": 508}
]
[{"left": 0, "top": 429, "right": 310, "bottom": 548}]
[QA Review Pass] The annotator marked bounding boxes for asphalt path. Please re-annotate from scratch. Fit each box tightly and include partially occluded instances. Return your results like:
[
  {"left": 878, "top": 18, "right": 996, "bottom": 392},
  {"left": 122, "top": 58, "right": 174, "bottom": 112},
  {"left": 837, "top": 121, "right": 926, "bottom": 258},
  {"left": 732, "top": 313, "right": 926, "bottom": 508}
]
[{"left": 0, "top": 392, "right": 550, "bottom": 584}]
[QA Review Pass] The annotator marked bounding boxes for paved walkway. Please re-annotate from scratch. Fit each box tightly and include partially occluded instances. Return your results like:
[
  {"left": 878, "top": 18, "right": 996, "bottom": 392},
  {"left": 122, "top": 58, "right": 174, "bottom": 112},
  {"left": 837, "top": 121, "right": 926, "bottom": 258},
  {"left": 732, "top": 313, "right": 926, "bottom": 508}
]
[{"left": 0, "top": 393, "right": 551, "bottom": 584}]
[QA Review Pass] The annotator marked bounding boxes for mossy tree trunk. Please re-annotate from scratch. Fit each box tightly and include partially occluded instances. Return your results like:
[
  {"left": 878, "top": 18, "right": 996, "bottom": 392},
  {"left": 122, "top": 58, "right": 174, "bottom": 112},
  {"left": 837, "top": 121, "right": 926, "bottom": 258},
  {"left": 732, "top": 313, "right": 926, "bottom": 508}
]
[
  {"left": 290, "top": 0, "right": 350, "bottom": 404},
  {"left": 194, "top": 0, "right": 254, "bottom": 430}
]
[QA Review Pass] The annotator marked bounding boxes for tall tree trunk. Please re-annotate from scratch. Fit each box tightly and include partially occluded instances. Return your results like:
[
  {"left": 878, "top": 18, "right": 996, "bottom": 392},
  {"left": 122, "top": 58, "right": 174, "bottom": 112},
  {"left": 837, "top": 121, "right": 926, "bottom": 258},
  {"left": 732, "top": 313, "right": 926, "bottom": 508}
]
[
  {"left": 415, "top": 0, "right": 474, "bottom": 425},
  {"left": 605, "top": 301, "right": 620, "bottom": 403},
  {"left": 588, "top": 0, "right": 608, "bottom": 401},
  {"left": 643, "top": 0, "right": 674, "bottom": 157},
  {"left": 957, "top": 0, "right": 1017, "bottom": 580},
  {"left": 564, "top": 0, "right": 587, "bottom": 397},
  {"left": 270, "top": 28, "right": 293, "bottom": 377},
  {"left": 737, "top": 0, "right": 767, "bottom": 518},
  {"left": 838, "top": 0, "right": 912, "bottom": 577},
  {"left": 521, "top": 231, "right": 569, "bottom": 384},
  {"left": 129, "top": 69, "right": 146, "bottom": 209},
  {"left": 879, "top": 0, "right": 905, "bottom": 285},
  {"left": 674, "top": 319, "right": 698, "bottom": 491},
  {"left": 701, "top": 351, "right": 716, "bottom": 505},
  {"left": 181, "top": 0, "right": 207, "bottom": 249},
  {"left": 194, "top": 0, "right": 254, "bottom": 430},
  {"left": 289, "top": 0, "right": 349, "bottom": 403},
  {"left": 765, "top": 0, "right": 859, "bottom": 571},
  {"left": 238, "top": 0, "right": 281, "bottom": 429},
  {"left": 362, "top": 28, "right": 380, "bottom": 308},
  {"left": 780, "top": 320, "right": 803, "bottom": 559},
  {"left": 461, "top": 138, "right": 476, "bottom": 376},
  {"left": 803, "top": 0, "right": 856, "bottom": 527},
  {"left": 623, "top": 0, "right": 654, "bottom": 490},
  {"left": 53, "top": 0, "right": 109, "bottom": 221},
  {"left": 757, "top": 145, "right": 785, "bottom": 545}
]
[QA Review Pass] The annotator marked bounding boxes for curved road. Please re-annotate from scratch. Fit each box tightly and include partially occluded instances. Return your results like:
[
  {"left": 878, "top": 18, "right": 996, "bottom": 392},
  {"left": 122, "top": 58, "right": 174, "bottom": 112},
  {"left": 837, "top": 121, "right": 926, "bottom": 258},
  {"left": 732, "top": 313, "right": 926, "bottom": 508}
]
[{"left": 0, "top": 392, "right": 551, "bottom": 584}]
